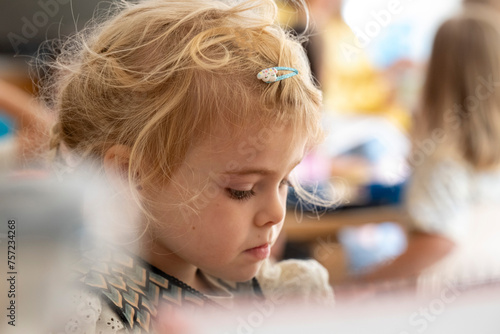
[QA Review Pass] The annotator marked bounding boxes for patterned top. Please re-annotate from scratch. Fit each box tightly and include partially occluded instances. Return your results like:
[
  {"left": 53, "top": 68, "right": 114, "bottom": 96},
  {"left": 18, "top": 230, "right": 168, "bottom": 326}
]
[{"left": 55, "top": 246, "right": 262, "bottom": 334}]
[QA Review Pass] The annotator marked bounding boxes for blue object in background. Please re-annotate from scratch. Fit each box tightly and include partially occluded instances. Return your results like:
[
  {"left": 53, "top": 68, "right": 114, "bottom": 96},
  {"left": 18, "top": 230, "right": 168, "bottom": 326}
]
[
  {"left": 338, "top": 222, "right": 407, "bottom": 275},
  {"left": 0, "top": 112, "right": 14, "bottom": 138},
  {"left": 365, "top": 182, "right": 405, "bottom": 206},
  {"left": 368, "top": 23, "right": 412, "bottom": 69},
  {"left": 286, "top": 181, "right": 405, "bottom": 212}
]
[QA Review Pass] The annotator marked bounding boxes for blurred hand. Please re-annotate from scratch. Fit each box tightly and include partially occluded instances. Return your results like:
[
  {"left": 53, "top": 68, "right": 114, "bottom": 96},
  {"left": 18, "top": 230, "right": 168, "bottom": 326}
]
[{"left": 0, "top": 79, "right": 54, "bottom": 166}]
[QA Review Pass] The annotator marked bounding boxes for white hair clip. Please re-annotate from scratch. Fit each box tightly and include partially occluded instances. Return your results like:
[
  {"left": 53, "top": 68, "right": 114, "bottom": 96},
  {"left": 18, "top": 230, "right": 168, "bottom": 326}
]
[{"left": 257, "top": 67, "right": 298, "bottom": 83}]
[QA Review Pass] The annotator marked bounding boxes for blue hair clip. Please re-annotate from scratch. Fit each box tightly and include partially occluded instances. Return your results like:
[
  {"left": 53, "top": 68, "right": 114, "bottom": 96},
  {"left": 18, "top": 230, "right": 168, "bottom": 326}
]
[{"left": 257, "top": 67, "right": 298, "bottom": 83}]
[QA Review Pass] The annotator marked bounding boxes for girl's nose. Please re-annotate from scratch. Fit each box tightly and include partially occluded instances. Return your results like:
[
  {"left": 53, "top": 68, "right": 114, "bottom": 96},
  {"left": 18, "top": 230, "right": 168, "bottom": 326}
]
[{"left": 255, "top": 189, "right": 286, "bottom": 227}]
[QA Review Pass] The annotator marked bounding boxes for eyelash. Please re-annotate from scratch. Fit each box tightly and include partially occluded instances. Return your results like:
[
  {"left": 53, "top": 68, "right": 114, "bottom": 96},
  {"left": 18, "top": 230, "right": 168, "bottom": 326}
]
[
  {"left": 226, "top": 179, "right": 293, "bottom": 201},
  {"left": 226, "top": 189, "right": 256, "bottom": 201}
]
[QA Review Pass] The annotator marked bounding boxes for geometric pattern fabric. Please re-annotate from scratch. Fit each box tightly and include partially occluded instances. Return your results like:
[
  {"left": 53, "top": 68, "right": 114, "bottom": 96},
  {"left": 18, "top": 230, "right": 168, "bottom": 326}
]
[{"left": 71, "top": 247, "right": 262, "bottom": 333}]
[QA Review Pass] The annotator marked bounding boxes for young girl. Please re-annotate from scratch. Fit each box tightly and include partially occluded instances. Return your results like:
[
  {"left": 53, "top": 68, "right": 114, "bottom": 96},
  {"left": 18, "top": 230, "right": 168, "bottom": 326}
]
[
  {"left": 361, "top": 6, "right": 500, "bottom": 293},
  {"left": 44, "top": 0, "right": 333, "bottom": 332}
]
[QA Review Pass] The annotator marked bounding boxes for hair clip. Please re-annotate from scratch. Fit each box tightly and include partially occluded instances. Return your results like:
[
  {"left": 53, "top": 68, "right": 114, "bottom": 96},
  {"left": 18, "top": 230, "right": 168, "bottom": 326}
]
[{"left": 257, "top": 67, "right": 298, "bottom": 83}]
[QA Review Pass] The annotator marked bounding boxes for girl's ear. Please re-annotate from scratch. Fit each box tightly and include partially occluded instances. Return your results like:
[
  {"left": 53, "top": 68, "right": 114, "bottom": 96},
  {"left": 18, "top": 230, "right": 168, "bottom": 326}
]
[{"left": 103, "top": 144, "right": 132, "bottom": 182}]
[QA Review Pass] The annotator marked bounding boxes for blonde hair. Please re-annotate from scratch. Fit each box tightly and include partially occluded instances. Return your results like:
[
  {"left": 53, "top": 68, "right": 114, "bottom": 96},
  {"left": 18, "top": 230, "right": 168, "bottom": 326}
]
[
  {"left": 416, "top": 7, "right": 500, "bottom": 170},
  {"left": 41, "top": 0, "right": 327, "bottom": 220}
]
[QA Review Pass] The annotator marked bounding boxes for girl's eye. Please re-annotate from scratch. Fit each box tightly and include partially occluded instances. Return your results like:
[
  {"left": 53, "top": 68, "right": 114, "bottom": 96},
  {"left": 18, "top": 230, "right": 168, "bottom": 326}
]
[{"left": 226, "top": 188, "right": 256, "bottom": 201}]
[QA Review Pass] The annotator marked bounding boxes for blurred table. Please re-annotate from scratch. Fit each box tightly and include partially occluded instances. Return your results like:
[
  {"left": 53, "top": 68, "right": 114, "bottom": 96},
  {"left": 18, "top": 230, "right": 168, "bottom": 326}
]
[
  {"left": 283, "top": 205, "right": 410, "bottom": 285},
  {"left": 284, "top": 205, "right": 410, "bottom": 243}
]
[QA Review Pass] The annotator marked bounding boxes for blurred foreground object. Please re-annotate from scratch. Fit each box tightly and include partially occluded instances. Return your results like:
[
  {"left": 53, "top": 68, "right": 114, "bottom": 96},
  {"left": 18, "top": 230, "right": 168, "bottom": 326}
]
[
  {"left": 0, "top": 171, "right": 85, "bottom": 334},
  {"left": 153, "top": 283, "right": 500, "bottom": 334},
  {"left": 0, "top": 166, "right": 136, "bottom": 334}
]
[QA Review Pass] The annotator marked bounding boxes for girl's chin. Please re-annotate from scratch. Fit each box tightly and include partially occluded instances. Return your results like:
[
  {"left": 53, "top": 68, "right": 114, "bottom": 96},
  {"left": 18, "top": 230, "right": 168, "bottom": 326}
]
[{"left": 204, "top": 262, "right": 264, "bottom": 283}]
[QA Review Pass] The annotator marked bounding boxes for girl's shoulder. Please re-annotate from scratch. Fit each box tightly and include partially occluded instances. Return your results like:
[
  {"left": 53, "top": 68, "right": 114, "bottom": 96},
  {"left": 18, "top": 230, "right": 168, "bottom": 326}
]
[
  {"left": 411, "top": 155, "right": 500, "bottom": 198},
  {"left": 66, "top": 246, "right": 224, "bottom": 333},
  {"left": 412, "top": 155, "right": 471, "bottom": 177},
  {"left": 406, "top": 156, "right": 500, "bottom": 241},
  {"left": 256, "top": 258, "right": 334, "bottom": 306},
  {"left": 408, "top": 156, "right": 473, "bottom": 198}
]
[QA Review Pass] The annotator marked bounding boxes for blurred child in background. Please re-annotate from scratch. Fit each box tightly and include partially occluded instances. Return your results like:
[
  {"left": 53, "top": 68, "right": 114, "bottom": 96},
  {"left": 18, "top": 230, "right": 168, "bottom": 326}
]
[{"left": 361, "top": 5, "right": 500, "bottom": 292}]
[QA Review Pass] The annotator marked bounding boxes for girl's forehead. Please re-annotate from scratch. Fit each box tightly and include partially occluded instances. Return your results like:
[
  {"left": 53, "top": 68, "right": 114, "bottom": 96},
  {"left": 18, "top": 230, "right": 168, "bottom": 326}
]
[
  {"left": 203, "top": 123, "right": 300, "bottom": 151},
  {"left": 187, "top": 124, "right": 307, "bottom": 165}
]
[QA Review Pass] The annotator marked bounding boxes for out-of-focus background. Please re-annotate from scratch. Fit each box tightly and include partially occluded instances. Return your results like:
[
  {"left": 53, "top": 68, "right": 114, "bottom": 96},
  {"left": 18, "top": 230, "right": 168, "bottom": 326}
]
[
  {"left": 0, "top": 0, "right": 460, "bottom": 287},
  {"left": 276, "top": 0, "right": 462, "bottom": 287},
  {"left": 5, "top": 1, "right": 500, "bottom": 332}
]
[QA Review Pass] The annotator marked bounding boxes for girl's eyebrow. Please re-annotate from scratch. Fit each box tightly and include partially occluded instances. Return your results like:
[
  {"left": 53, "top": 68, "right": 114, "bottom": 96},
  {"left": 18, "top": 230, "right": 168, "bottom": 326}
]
[{"left": 222, "top": 159, "right": 303, "bottom": 176}]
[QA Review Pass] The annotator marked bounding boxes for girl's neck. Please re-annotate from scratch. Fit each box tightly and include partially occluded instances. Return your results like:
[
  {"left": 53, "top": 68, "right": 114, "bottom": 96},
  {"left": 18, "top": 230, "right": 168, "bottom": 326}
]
[{"left": 136, "top": 241, "right": 214, "bottom": 294}]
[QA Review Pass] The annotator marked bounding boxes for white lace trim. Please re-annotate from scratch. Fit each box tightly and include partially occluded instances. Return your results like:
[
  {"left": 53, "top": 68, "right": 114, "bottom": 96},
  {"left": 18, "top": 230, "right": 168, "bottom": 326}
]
[
  {"left": 53, "top": 289, "right": 127, "bottom": 334},
  {"left": 256, "top": 258, "right": 335, "bottom": 306}
]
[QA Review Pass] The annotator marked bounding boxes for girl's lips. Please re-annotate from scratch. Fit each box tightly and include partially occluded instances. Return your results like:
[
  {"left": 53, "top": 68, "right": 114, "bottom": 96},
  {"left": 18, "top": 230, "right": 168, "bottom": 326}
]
[{"left": 244, "top": 243, "right": 271, "bottom": 260}]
